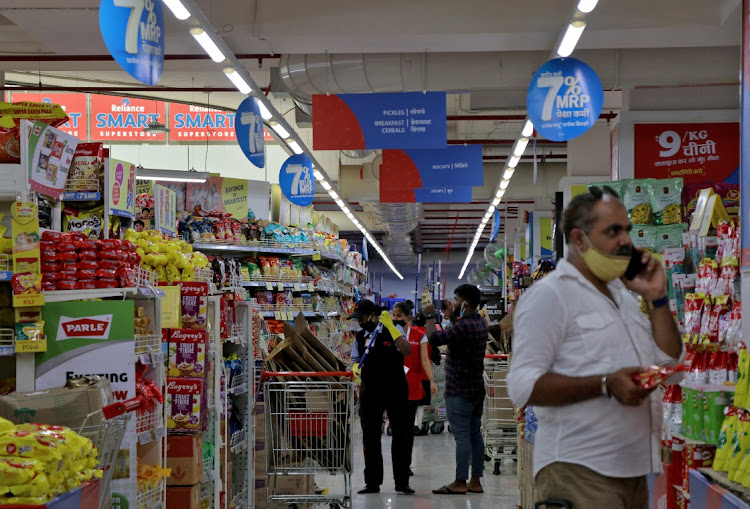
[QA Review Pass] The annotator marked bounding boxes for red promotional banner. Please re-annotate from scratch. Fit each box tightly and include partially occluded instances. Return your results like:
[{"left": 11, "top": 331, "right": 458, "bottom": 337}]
[
  {"left": 169, "top": 103, "right": 273, "bottom": 141},
  {"left": 634, "top": 122, "right": 739, "bottom": 183},
  {"left": 11, "top": 92, "right": 88, "bottom": 139},
  {"left": 90, "top": 95, "right": 166, "bottom": 141}
]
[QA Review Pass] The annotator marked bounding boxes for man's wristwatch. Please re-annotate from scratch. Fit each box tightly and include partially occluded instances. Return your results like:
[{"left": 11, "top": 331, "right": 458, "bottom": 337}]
[
  {"left": 651, "top": 295, "right": 669, "bottom": 309},
  {"left": 424, "top": 313, "right": 436, "bottom": 320},
  {"left": 601, "top": 375, "right": 610, "bottom": 398}
]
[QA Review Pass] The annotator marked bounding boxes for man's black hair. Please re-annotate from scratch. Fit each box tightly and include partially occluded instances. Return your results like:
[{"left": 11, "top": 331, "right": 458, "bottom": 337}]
[
  {"left": 134, "top": 220, "right": 145, "bottom": 227},
  {"left": 561, "top": 185, "right": 620, "bottom": 245},
  {"left": 454, "top": 284, "right": 481, "bottom": 308}
]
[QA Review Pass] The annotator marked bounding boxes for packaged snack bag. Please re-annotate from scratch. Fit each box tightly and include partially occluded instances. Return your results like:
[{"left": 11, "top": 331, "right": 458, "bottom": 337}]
[
  {"left": 633, "top": 364, "right": 685, "bottom": 389},
  {"left": 168, "top": 329, "right": 208, "bottom": 378},
  {"left": 62, "top": 205, "right": 103, "bottom": 239},
  {"left": 166, "top": 377, "right": 204, "bottom": 430},
  {"left": 649, "top": 177, "right": 684, "bottom": 225},
  {"left": 715, "top": 406, "right": 739, "bottom": 471},
  {"left": 177, "top": 282, "right": 208, "bottom": 330},
  {"left": 623, "top": 179, "right": 656, "bottom": 225},
  {"left": 68, "top": 143, "right": 104, "bottom": 192},
  {"left": 728, "top": 411, "right": 750, "bottom": 481},
  {"left": 0, "top": 102, "right": 68, "bottom": 164},
  {"left": 704, "top": 391, "right": 730, "bottom": 444},
  {"left": 654, "top": 224, "right": 688, "bottom": 253},
  {"left": 630, "top": 226, "right": 658, "bottom": 253}
]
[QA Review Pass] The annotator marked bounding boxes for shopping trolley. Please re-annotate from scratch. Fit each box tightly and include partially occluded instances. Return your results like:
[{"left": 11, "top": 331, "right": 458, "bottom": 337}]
[
  {"left": 263, "top": 371, "right": 355, "bottom": 509},
  {"left": 78, "top": 399, "right": 141, "bottom": 509},
  {"left": 482, "top": 354, "right": 517, "bottom": 475}
]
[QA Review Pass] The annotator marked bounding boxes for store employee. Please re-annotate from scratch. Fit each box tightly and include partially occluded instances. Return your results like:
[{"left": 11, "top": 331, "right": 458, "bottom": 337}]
[{"left": 349, "top": 299, "right": 415, "bottom": 495}]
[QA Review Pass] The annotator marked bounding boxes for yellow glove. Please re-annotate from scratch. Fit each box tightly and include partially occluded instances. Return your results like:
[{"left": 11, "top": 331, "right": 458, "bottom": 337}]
[
  {"left": 379, "top": 310, "right": 402, "bottom": 339},
  {"left": 352, "top": 363, "right": 361, "bottom": 383}
]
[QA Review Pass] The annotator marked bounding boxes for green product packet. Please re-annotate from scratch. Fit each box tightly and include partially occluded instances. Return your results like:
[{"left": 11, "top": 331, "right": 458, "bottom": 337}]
[
  {"left": 649, "top": 177, "right": 684, "bottom": 225},
  {"left": 654, "top": 224, "right": 689, "bottom": 253},
  {"left": 622, "top": 179, "right": 656, "bottom": 225},
  {"left": 682, "top": 387, "right": 694, "bottom": 438},
  {"left": 704, "top": 391, "right": 730, "bottom": 444},
  {"left": 692, "top": 389, "right": 705, "bottom": 441},
  {"left": 630, "top": 225, "right": 658, "bottom": 254}
]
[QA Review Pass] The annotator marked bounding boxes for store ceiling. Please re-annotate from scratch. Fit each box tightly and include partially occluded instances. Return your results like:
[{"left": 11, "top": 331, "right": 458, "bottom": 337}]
[{"left": 0, "top": 0, "right": 742, "bottom": 257}]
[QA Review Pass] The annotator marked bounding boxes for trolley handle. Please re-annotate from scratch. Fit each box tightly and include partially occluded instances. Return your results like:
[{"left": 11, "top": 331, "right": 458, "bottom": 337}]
[
  {"left": 261, "top": 371, "right": 355, "bottom": 382},
  {"left": 485, "top": 354, "right": 509, "bottom": 359}
]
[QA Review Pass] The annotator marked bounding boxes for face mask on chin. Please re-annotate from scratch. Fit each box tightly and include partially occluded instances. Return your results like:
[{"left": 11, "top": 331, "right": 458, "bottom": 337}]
[
  {"left": 580, "top": 233, "right": 631, "bottom": 283},
  {"left": 363, "top": 321, "right": 378, "bottom": 332}
]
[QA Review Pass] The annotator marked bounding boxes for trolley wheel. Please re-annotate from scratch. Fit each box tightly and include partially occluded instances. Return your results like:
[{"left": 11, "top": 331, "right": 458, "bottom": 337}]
[
  {"left": 493, "top": 461, "right": 502, "bottom": 475},
  {"left": 386, "top": 424, "right": 393, "bottom": 436},
  {"left": 430, "top": 422, "right": 444, "bottom": 434}
]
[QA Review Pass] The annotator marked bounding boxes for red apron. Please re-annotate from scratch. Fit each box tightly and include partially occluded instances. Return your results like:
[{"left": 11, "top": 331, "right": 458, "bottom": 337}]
[{"left": 404, "top": 326, "right": 426, "bottom": 401}]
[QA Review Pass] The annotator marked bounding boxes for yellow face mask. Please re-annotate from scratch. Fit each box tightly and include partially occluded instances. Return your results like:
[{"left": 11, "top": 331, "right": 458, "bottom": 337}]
[{"left": 580, "top": 235, "right": 631, "bottom": 283}]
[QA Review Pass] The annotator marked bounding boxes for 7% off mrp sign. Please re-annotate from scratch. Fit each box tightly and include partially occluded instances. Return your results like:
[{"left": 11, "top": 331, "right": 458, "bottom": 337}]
[{"left": 527, "top": 57, "right": 604, "bottom": 142}]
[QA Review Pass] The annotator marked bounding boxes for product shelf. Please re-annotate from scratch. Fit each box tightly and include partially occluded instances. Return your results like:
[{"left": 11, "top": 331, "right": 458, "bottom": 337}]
[
  {"left": 136, "top": 406, "right": 165, "bottom": 445},
  {"left": 135, "top": 334, "right": 163, "bottom": 364},
  {"left": 228, "top": 373, "right": 248, "bottom": 396},
  {"left": 0, "top": 254, "right": 11, "bottom": 281},
  {"left": 680, "top": 382, "right": 736, "bottom": 392},
  {"left": 193, "top": 240, "right": 315, "bottom": 256},
  {"left": 230, "top": 428, "right": 247, "bottom": 454},
  {"left": 0, "top": 329, "right": 15, "bottom": 356},
  {"left": 136, "top": 479, "right": 164, "bottom": 509},
  {"left": 231, "top": 488, "right": 249, "bottom": 509},
  {"left": 43, "top": 287, "right": 139, "bottom": 302}
]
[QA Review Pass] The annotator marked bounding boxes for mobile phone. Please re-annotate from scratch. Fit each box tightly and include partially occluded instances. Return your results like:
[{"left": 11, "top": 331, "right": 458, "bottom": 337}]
[{"left": 624, "top": 248, "right": 647, "bottom": 280}]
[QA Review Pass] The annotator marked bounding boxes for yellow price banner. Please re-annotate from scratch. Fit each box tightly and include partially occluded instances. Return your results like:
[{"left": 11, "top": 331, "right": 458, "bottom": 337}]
[{"left": 16, "top": 339, "right": 47, "bottom": 353}]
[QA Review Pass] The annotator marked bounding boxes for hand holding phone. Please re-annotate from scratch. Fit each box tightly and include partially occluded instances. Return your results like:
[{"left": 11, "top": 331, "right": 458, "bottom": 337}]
[{"left": 624, "top": 248, "right": 647, "bottom": 280}]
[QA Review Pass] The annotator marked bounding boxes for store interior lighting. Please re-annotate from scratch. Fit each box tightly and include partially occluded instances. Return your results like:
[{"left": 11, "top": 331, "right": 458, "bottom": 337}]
[
  {"left": 135, "top": 167, "right": 210, "bottom": 183},
  {"left": 288, "top": 141, "right": 303, "bottom": 154},
  {"left": 190, "top": 28, "right": 225, "bottom": 63},
  {"left": 328, "top": 189, "right": 339, "bottom": 200},
  {"left": 171, "top": 0, "right": 405, "bottom": 279},
  {"left": 162, "top": 0, "right": 191, "bottom": 19},
  {"left": 459, "top": 0, "right": 598, "bottom": 279},
  {"left": 271, "top": 123, "right": 290, "bottom": 139},
  {"left": 223, "top": 67, "right": 252, "bottom": 94},
  {"left": 557, "top": 20, "right": 586, "bottom": 57}
]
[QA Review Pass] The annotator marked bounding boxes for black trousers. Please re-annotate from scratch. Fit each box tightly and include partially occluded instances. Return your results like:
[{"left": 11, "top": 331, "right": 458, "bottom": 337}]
[
  {"left": 405, "top": 400, "right": 419, "bottom": 468},
  {"left": 359, "top": 379, "right": 411, "bottom": 487}
]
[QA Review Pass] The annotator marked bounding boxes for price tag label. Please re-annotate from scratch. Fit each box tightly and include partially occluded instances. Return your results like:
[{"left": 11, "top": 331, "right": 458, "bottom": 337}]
[
  {"left": 312, "top": 253, "right": 322, "bottom": 261},
  {"left": 277, "top": 283, "right": 285, "bottom": 291},
  {"left": 266, "top": 282, "right": 274, "bottom": 291},
  {"left": 15, "top": 340, "right": 47, "bottom": 353},
  {"left": 151, "top": 352, "right": 164, "bottom": 364},
  {"left": 308, "top": 283, "right": 315, "bottom": 292},
  {"left": 138, "top": 431, "right": 152, "bottom": 445},
  {"left": 274, "top": 311, "right": 282, "bottom": 320},
  {"left": 294, "top": 283, "right": 302, "bottom": 291},
  {"left": 286, "top": 312, "right": 294, "bottom": 321},
  {"left": 138, "top": 353, "right": 152, "bottom": 365}
]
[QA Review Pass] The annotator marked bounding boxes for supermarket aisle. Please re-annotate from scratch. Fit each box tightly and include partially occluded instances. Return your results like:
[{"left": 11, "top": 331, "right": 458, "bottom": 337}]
[{"left": 317, "top": 420, "right": 520, "bottom": 508}]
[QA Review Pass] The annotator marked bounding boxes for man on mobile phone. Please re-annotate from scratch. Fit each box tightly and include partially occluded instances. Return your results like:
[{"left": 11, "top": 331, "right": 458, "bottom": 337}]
[
  {"left": 422, "top": 284, "right": 488, "bottom": 495},
  {"left": 507, "top": 186, "right": 683, "bottom": 508}
]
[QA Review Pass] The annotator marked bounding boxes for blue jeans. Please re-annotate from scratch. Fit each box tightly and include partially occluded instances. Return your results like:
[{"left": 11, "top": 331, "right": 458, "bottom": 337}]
[{"left": 445, "top": 396, "right": 484, "bottom": 481}]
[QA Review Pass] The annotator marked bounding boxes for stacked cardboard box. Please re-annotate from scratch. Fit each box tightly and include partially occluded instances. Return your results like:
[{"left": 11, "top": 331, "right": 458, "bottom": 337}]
[
  {"left": 516, "top": 436, "right": 537, "bottom": 508},
  {"left": 166, "top": 434, "right": 203, "bottom": 509}
]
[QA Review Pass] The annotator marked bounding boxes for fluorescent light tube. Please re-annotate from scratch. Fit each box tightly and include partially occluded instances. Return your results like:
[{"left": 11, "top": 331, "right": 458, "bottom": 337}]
[
  {"left": 321, "top": 180, "right": 332, "bottom": 191},
  {"left": 557, "top": 20, "right": 586, "bottom": 57},
  {"left": 257, "top": 101, "right": 272, "bottom": 120},
  {"left": 190, "top": 28, "right": 225, "bottom": 63},
  {"left": 328, "top": 190, "right": 339, "bottom": 200},
  {"left": 335, "top": 199, "right": 345, "bottom": 208},
  {"left": 272, "top": 123, "right": 290, "bottom": 139},
  {"left": 495, "top": 188, "right": 505, "bottom": 198},
  {"left": 503, "top": 168, "right": 515, "bottom": 180},
  {"left": 508, "top": 155, "right": 521, "bottom": 168},
  {"left": 288, "top": 141, "right": 303, "bottom": 154},
  {"left": 522, "top": 120, "right": 534, "bottom": 137},
  {"left": 492, "top": 197, "right": 501, "bottom": 207},
  {"left": 513, "top": 137, "right": 529, "bottom": 157},
  {"left": 500, "top": 179, "right": 510, "bottom": 190},
  {"left": 313, "top": 170, "right": 324, "bottom": 181},
  {"left": 163, "top": 0, "right": 191, "bottom": 19},
  {"left": 223, "top": 67, "right": 251, "bottom": 94},
  {"left": 577, "top": 0, "right": 599, "bottom": 13}
]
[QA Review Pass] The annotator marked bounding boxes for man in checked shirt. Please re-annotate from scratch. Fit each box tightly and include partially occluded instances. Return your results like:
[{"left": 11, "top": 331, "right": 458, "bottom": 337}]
[{"left": 422, "top": 284, "right": 488, "bottom": 495}]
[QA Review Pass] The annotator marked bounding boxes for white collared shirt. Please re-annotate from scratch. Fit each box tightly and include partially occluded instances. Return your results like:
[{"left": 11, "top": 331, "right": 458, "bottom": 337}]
[{"left": 508, "top": 259, "right": 681, "bottom": 478}]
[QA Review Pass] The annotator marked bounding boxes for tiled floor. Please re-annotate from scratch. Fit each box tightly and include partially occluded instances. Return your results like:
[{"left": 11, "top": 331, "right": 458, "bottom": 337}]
[{"left": 315, "top": 421, "right": 521, "bottom": 508}]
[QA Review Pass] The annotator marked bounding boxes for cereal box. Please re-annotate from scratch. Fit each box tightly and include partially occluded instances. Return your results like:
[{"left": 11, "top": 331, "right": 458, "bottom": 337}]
[
  {"left": 166, "top": 377, "right": 204, "bottom": 430},
  {"left": 177, "top": 282, "right": 208, "bottom": 329},
  {"left": 168, "top": 328, "right": 207, "bottom": 378}
]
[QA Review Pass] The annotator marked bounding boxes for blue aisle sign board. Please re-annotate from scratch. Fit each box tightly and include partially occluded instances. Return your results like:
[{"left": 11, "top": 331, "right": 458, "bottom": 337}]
[
  {"left": 99, "top": 0, "right": 165, "bottom": 85},
  {"left": 413, "top": 187, "right": 473, "bottom": 203},
  {"left": 381, "top": 145, "right": 483, "bottom": 189},
  {"left": 527, "top": 58, "right": 604, "bottom": 142},
  {"left": 313, "top": 92, "right": 447, "bottom": 150},
  {"left": 279, "top": 154, "right": 315, "bottom": 206},
  {"left": 235, "top": 97, "right": 266, "bottom": 169},
  {"left": 490, "top": 209, "right": 501, "bottom": 242}
]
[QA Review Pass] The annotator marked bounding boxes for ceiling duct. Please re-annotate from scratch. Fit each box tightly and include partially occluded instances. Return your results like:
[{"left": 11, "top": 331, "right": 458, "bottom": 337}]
[
  {"left": 372, "top": 202, "right": 421, "bottom": 262},
  {"left": 278, "top": 48, "right": 740, "bottom": 109}
]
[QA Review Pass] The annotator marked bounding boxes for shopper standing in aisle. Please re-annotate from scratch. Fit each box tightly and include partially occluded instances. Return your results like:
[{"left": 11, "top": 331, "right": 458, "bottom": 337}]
[
  {"left": 508, "top": 186, "right": 682, "bottom": 509},
  {"left": 391, "top": 302, "right": 439, "bottom": 473},
  {"left": 422, "top": 284, "right": 488, "bottom": 495},
  {"left": 348, "top": 299, "right": 416, "bottom": 495}
]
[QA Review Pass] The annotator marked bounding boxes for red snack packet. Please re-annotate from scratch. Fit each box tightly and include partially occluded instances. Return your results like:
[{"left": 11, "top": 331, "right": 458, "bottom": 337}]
[
  {"left": 40, "top": 262, "right": 58, "bottom": 274},
  {"left": 78, "top": 269, "right": 96, "bottom": 280},
  {"left": 77, "top": 260, "right": 98, "bottom": 271},
  {"left": 41, "top": 272, "right": 58, "bottom": 282},
  {"left": 77, "top": 250, "right": 98, "bottom": 261},
  {"left": 58, "top": 241, "right": 77, "bottom": 252},
  {"left": 41, "top": 231, "right": 61, "bottom": 242},
  {"left": 41, "top": 281, "right": 57, "bottom": 292},
  {"left": 58, "top": 251, "right": 77, "bottom": 262},
  {"left": 95, "top": 268, "right": 118, "bottom": 279},
  {"left": 78, "top": 280, "right": 97, "bottom": 290},
  {"left": 632, "top": 364, "right": 685, "bottom": 389},
  {"left": 57, "top": 270, "right": 77, "bottom": 281},
  {"left": 99, "top": 260, "right": 121, "bottom": 271},
  {"left": 96, "top": 279, "right": 119, "bottom": 289},
  {"left": 56, "top": 280, "right": 76, "bottom": 291}
]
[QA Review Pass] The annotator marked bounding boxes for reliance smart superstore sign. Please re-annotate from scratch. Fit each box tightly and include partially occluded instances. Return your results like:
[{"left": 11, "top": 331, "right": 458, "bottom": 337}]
[{"left": 9, "top": 92, "right": 271, "bottom": 142}]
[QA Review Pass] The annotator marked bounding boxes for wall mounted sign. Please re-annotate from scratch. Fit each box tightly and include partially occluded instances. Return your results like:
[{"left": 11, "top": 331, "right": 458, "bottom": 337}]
[
  {"left": 313, "top": 91, "right": 447, "bottom": 150},
  {"left": 527, "top": 57, "right": 604, "bottom": 142}
]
